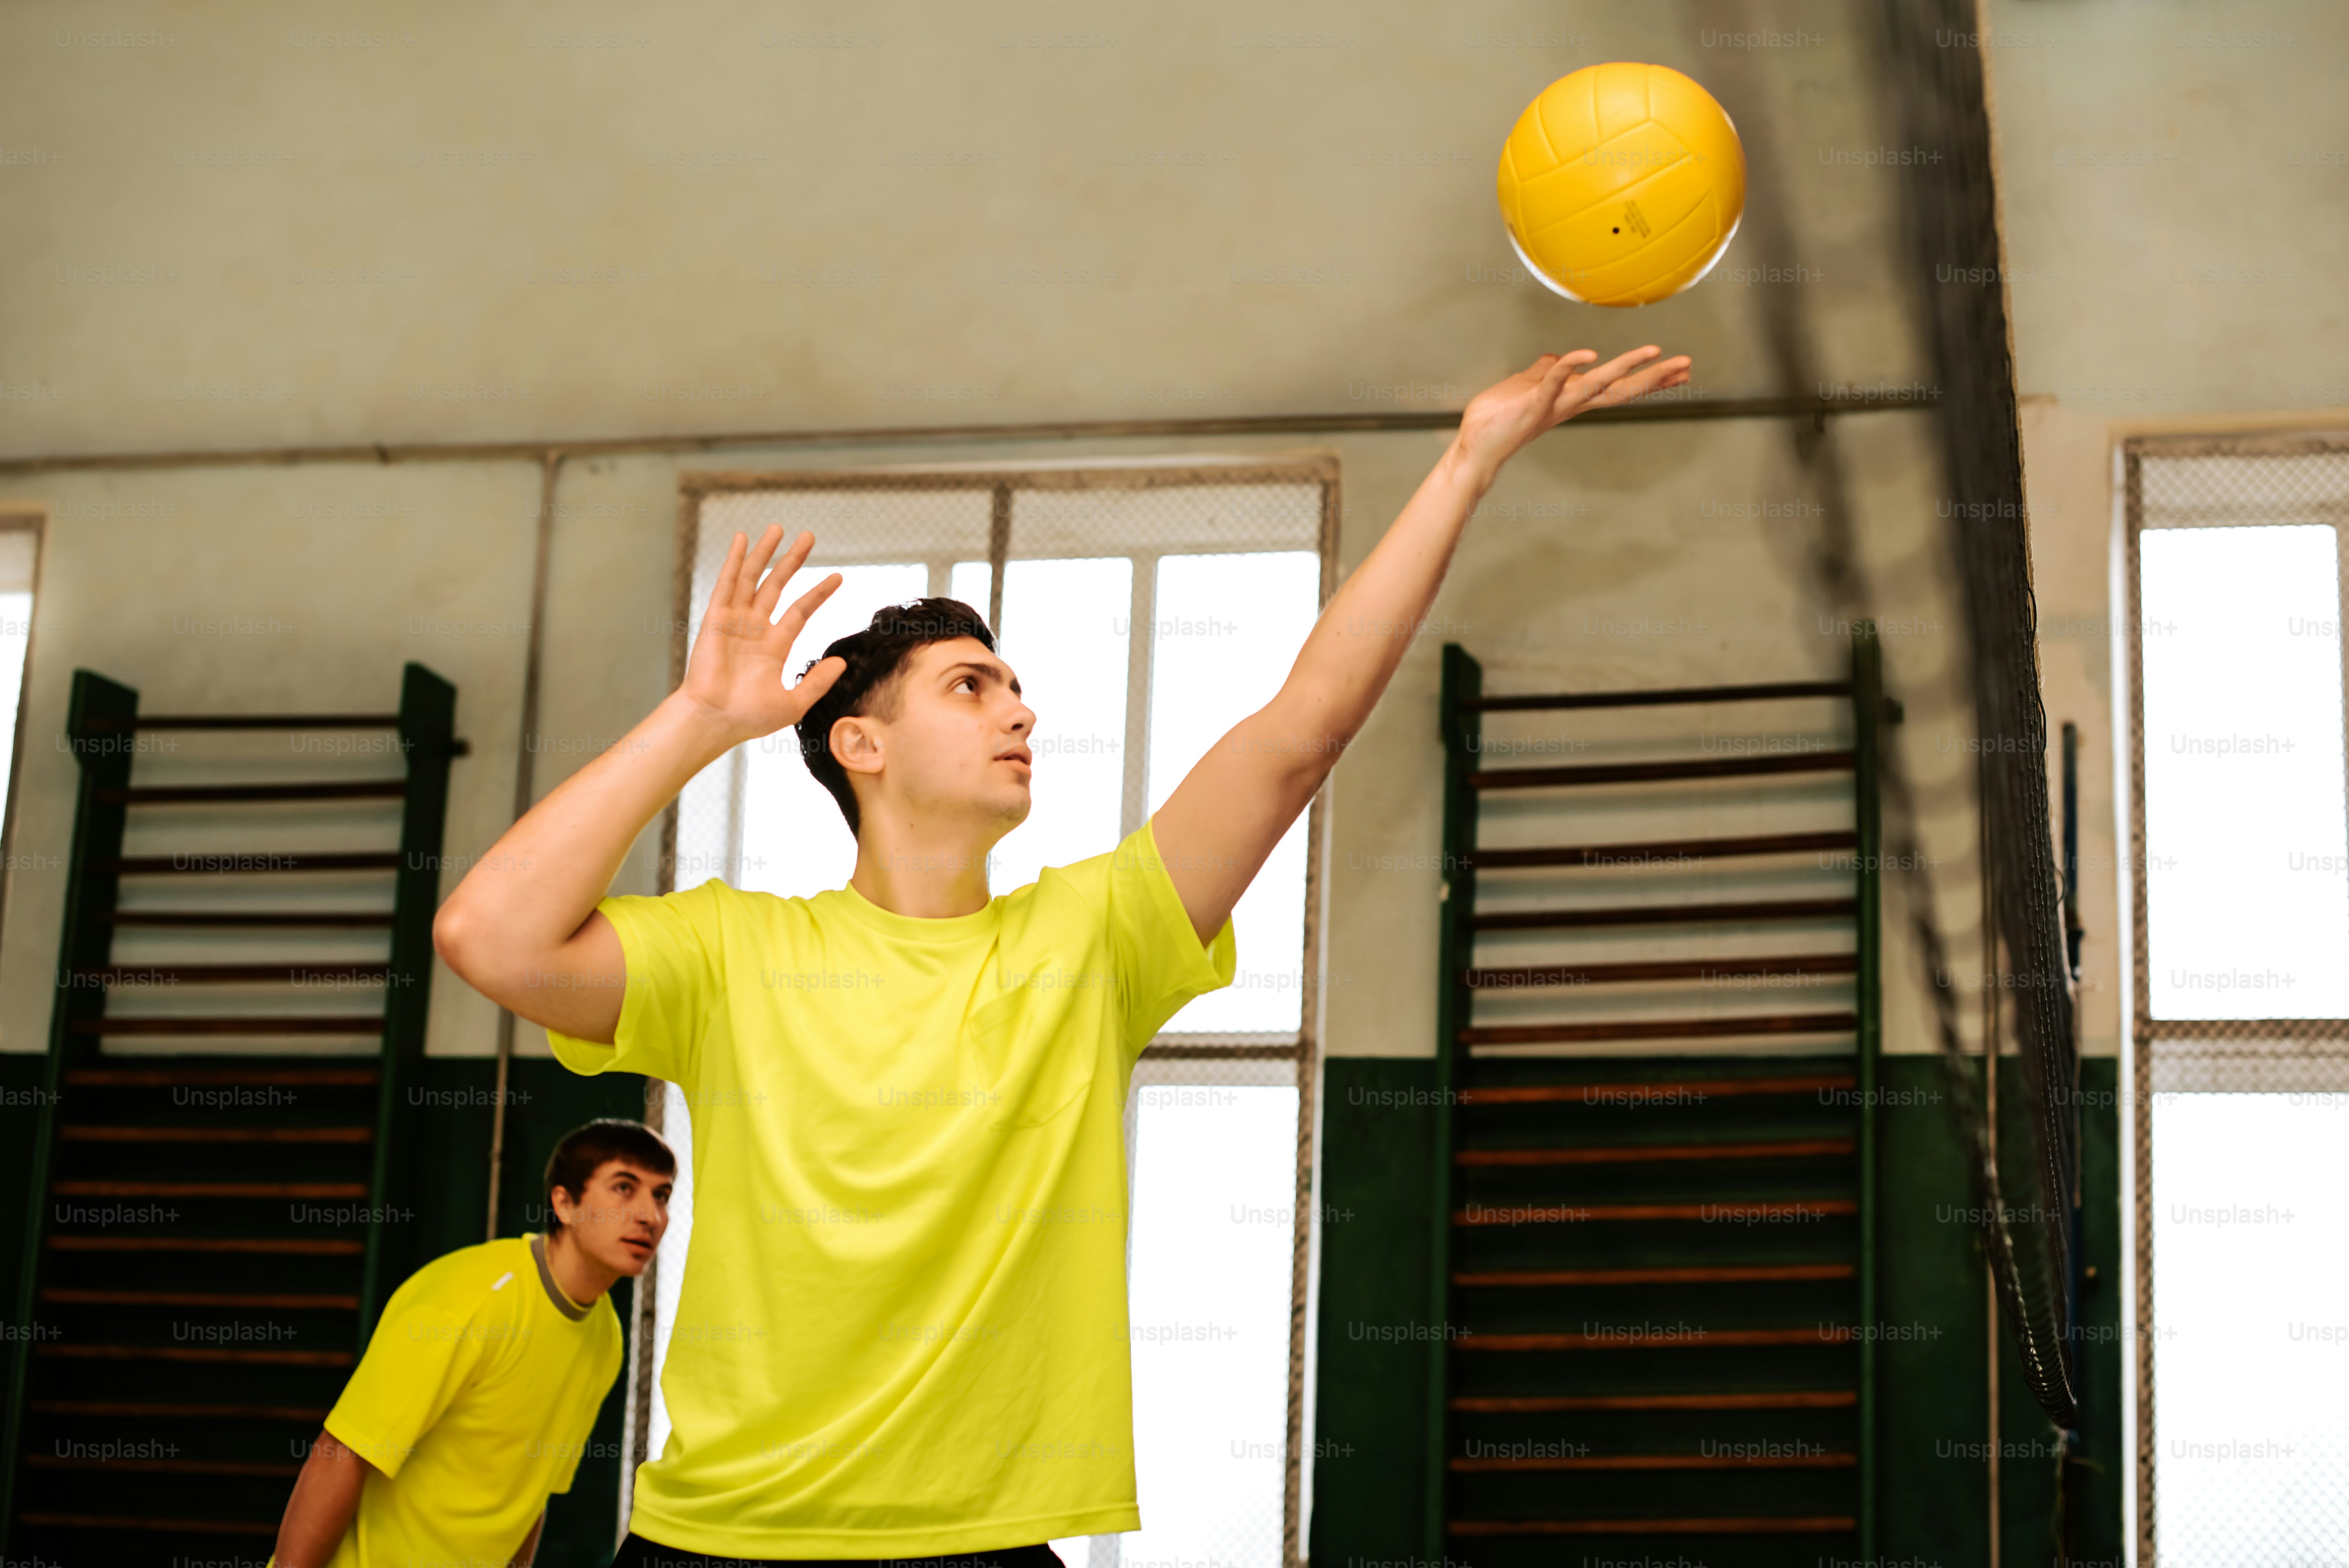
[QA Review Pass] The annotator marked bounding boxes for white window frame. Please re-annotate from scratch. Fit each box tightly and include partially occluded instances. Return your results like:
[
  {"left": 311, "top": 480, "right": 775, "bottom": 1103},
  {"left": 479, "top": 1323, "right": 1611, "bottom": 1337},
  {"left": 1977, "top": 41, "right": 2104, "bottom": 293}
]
[
  {"left": 0, "top": 510, "right": 48, "bottom": 950},
  {"left": 2121, "top": 431, "right": 2349, "bottom": 1566},
  {"left": 617, "top": 459, "right": 1339, "bottom": 1567}
]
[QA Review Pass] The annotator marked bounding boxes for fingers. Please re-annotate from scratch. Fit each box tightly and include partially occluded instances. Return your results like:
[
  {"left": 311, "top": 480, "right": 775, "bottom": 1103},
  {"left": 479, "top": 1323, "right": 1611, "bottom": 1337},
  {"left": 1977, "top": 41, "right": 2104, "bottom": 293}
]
[
  {"left": 1571, "top": 344, "right": 1664, "bottom": 399},
  {"left": 739, "top": 525, "right": 790, "bottom": 603},
  {"left": 769, "top": 570, "right": 843, "bottom": 651},
  {"left": 711, "top": 529, "right": 754, "bottom": 609},
  {"left": 1588, "top": 354, "right": 1694, "bottom": 408},
  {"left": 782, "top": 654, "right": 848, "bottom": 719},
  {"left": 749, "top": 531, "right": 819, "bottom": 618}
]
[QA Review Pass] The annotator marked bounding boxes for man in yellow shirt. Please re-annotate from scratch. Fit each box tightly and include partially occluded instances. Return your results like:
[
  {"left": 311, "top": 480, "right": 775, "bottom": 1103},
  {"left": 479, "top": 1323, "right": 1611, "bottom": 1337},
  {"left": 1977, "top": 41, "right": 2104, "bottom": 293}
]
[
  {"left": 268, "top": 1119, "right": 674, "bottom": 1568},
  {"left": 433, "top": 345, "right": 1689, "bottom": 1564}
]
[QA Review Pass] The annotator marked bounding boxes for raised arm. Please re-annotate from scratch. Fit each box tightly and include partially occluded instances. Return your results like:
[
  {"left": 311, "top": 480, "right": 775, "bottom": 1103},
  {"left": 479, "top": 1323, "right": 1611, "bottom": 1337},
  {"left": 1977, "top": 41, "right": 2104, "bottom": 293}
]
[
  {"left": 433, "top": 528, "right": 844, "bottom": 1043},
  {"left": 1150, "top": 345, "right": 1692, "bottom": 942}
]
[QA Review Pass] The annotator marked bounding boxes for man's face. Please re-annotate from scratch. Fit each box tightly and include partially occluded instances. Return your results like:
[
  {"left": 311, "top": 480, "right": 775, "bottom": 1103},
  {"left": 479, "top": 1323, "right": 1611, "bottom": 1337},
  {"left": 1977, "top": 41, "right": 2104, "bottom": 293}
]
[
  {"left": 553, "top": 1157, "right": 672, "bottom": 1279},
  {"left": 840, "top": 636, "right": 1038, "bottom": 843}
]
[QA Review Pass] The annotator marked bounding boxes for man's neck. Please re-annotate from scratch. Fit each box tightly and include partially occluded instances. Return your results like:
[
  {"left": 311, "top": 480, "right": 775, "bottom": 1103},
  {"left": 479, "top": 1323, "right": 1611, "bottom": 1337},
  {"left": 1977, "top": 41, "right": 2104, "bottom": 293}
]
[
  {"left": 847, "top": 812, "right": 998, "bottom": 918},
  {"left": 542, "top": 1226, "right": 619, "bottom": 1306}
]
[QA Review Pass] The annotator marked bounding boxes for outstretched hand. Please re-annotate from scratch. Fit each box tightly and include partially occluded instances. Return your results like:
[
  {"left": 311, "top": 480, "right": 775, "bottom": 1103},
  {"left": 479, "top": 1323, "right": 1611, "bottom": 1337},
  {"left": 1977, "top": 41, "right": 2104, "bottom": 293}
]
[
  {"left": 677, "top": 526, "right": 846, "bottom": 745},
  {"left": 1451, "top": 345, "right": 1694, "bottom": 483}
]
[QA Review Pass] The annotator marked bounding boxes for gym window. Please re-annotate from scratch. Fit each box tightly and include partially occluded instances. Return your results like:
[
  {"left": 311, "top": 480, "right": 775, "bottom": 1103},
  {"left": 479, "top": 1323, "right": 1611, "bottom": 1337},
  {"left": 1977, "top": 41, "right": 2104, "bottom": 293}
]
[
  {"left": 625, "top": 460, "right": 1340, "bottom": 1566},
  {"left": 2124, "top": 435, "right": 2349, "bottom": 1564}
]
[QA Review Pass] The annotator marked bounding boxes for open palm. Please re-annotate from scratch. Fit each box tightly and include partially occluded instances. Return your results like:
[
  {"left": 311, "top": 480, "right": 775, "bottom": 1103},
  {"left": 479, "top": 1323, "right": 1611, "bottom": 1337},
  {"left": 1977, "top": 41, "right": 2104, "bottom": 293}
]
[
  {"left": 1456, "top": 345, "right": 1693, "bottom": 477},
  {"left": 677, "top": 526, "right": 846, "bottom": 745}
]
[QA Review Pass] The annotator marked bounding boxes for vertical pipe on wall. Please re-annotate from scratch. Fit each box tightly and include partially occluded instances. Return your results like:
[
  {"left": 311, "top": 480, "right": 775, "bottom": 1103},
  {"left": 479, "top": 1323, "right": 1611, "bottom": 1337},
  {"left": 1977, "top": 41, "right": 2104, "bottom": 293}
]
[
  {"left": 987, "top": 484, "right": 1011, "bottom": 639},
  {"left": 1982, "top": 760, "right": 2003, "bottom": 1568},
  {"left": 485, "top": 449, "right": 565, "bottom": 1238}
]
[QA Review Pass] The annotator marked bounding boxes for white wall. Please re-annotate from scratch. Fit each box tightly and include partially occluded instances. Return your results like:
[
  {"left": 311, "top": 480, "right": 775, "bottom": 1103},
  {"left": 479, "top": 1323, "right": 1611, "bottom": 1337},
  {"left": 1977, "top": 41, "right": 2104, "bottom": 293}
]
[
  {"left": 2, "top": 0, "right": 2007, "bottom": 1062},
  {"left": 1984, "top": 0, "right": 2349, "bottom": 1061}
]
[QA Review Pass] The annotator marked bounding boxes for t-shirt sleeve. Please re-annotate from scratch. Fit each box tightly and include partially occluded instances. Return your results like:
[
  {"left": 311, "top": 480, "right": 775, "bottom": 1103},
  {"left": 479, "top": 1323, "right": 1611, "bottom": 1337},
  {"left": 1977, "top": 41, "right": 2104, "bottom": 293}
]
[
  {"left": 543, "top": 878, "right": 729, "bottom": 1092},
  {"left": 1105, "top": 815, "right": 1239, "bottom": 1055},
  {"left": 323, "top": 1274, "right": 495, "bottom": 1480}
]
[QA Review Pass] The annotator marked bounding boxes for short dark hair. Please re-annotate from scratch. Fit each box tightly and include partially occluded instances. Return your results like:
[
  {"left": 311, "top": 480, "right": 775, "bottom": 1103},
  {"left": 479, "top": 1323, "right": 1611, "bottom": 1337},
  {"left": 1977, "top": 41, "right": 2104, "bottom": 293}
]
[
  {"left": 544, "top": 1119, "right": 675, "bottom": 1225},
  {"left": 794, "top": 597, "right": 998, "bottom": 836}
]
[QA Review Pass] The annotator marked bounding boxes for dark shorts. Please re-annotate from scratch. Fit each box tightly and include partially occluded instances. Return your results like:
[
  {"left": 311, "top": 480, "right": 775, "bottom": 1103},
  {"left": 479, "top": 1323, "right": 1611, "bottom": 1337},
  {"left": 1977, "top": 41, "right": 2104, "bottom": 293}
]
[{"left": 610, "top": 1535, "right": 1066, "bottom": 1568}]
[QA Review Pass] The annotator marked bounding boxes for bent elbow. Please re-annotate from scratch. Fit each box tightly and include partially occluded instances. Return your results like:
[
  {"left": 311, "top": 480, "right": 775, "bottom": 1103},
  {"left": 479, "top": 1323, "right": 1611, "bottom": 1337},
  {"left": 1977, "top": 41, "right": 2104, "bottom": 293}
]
[{"left": 432, "top": 901, "right": 483, "bottom": 986}]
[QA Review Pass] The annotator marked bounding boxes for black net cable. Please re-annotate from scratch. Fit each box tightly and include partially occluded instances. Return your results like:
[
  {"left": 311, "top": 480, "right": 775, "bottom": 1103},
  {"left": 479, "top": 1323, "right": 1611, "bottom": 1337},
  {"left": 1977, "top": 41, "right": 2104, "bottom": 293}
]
[
  {"left": 1874, "top": 0, "right": 2082, "bottom": 1430},
  {"left": 1709, "top": 0, "right": 2083, "bottom": 1434}
]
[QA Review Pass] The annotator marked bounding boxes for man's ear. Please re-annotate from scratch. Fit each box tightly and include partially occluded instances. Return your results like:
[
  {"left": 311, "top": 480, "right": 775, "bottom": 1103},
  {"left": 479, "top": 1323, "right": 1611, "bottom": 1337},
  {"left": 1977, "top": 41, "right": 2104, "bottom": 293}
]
[
  {"left": 549, "top": 1184, "right": 576, "bottom": 1229},
  {"left": 832, "top": 715, "right": 885, "bottom": 779}
]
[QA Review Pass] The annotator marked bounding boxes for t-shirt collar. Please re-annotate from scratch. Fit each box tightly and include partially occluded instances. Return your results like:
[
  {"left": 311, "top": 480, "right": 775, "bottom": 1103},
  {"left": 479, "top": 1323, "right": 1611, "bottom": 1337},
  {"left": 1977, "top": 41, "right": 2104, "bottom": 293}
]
[
  {"left": 826, "top": 880, "right": 1001, "bottom": 944},
  {"left": 529, "top": 1232, "right": 594, "bottom": 1322}
]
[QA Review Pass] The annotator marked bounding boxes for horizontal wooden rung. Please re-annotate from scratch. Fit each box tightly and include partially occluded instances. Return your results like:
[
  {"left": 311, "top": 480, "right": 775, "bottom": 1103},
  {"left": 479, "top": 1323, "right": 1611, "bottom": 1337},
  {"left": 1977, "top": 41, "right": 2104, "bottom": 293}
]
[
  {"left": 108, "top": 911, "right": 395, "bottom": 928},
  {"left": 1474, "top": 898, "right": 1858, "bottom": 933},
  {"left": 52, "top": 1179, "right": 369, "bottom": 1199},
  {"left": 1469, "top": 831, "right": 1858, "bottom": 870},
  {"left": 88, "top": 852, "right": 401, "bottom": 876},
  {"left": 43, "top": 1287, "right": 360, "bottom": 1310},
  {"left": 66, "top": 1066, "right": 379, "bottom": 1087},
  {"left": 1459, "top": 1327, "right": 1855, "bottom": 1350},
  {"left": 1451, "top": 1516, "right": 1856, "bottom": 1537},
  {"left": 1472, "top": 751, "right": 1854, "bottom": 791},
  {"left": 1454, "top": 1200, "right": 1858, "bottom": 1226},
  {"left": 30, "top": 1399, "right": 329, "bottom": 1421},
  {"left": 16, "top": 1511, "right": 280, "bottom": 1536},
  {"left": 74, "top": 963, "right": 392, "bottom": 985},
  {"left": 1460, "top": 1075, "right": 1853, "bottom": 1105},
  {"left": 1457, "top": 1263, "right": 1856, "bottom": 1287},
  {"left": 1453, "top": 1391, "right": 1856, "bottom": 1413},
  {"left": 1462, "top": 1013, "right": 1858, "bottom": 1048},
  {"left": 1452, "top": 1452, "right": 1857, "bottom": 1473},
  {"left": 41, "top": 1343, "right": 353, "bottom": 1367},
  {"left": 84, "top": 713, "right": 401, "bottom": 731},
  {"left": 71, "top": 1017, "right": 383, "bottom": 1036},
  {"left": 25, "top": 1453, "right": 303, "bottom": 1476},
  {"left": 1458, "top": 1138, "right": 1856, "bottom": 1168},
  {"left": 51, "top": 1236, "right": 363, "bottom": 1256},
  {"left": 94, "top": 781, "right": 407, "bottom": 805},
  {"left": 1466, "top": 681, "right": 1852, "bottom": 714},
  {"left": 61, "top": 1126, "right": 372, "bottom": 1145},
  {"left": 1464, "top": 955, "right": 1856, "bottom": 990}
]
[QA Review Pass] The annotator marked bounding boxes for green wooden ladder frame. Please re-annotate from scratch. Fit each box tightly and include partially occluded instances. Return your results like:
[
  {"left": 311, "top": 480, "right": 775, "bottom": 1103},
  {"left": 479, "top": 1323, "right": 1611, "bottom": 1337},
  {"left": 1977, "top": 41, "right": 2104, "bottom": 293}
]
[
  {"left": 1420, "top": 630, "right": 1885, "bottom": 1558},
  {"left": 0, "top": 663, "right": 457, "bottom": 1553}
]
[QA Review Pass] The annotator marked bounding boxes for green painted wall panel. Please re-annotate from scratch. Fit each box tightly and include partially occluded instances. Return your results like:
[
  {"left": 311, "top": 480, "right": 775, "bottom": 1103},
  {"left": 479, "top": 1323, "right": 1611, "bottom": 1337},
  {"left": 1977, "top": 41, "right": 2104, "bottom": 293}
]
[
  {"left": 1997, "top": 1057, "right": 2125, "bottom": 1568},
  {"left": 0, "top": 1051, "right": 644, "bottom": 1567},
  {"left": 1855, "top": 1056, "right": 2000, "bottom": 1562},
  {"left": 1309, "top": 1058, "right": 1437, "bottom": 1562}
]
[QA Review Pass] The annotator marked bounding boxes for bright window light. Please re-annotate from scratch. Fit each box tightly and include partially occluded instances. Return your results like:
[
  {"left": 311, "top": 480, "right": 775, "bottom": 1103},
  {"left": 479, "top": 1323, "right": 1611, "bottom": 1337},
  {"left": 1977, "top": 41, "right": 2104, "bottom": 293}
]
[
  {"left": 1147, "top": 552, "right": 1321, "bottom": 1034},
  {"left": 991, "top": 556, "right": 1132, "bottom": 896},
  {"left": 2139, "top": 525, "right": 2349, "bottom": 1017},
  {"left": 2151, "top": 1091, "right": 2349, "bottom": 1563},
  {"left": 646, "top": 1082, "right": 698, "bottom": 1464},
  {"left": 1058, "top": 1083, "right": 1298, "bottom": 1567},
  {"left": 0, "top": 589, "right": 29, "bottom": 814}
]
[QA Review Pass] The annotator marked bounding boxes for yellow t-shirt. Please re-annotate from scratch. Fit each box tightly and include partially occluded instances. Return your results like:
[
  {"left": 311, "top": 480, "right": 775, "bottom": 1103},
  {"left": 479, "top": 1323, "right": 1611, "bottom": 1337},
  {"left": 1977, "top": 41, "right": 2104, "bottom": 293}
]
[
  {"left": 309, "top": 1233, "right": 622, "bottom": 1568},
  {"left": 546, "top": 818, "right": 1235, "bottom": 1559}
]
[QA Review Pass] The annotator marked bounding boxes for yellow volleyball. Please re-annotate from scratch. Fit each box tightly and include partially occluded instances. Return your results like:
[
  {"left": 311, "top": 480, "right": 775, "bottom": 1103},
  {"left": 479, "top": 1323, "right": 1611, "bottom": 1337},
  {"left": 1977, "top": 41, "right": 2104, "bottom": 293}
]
[{"left": 1496, "top": 62, "right": 1747, "bottom": 307}]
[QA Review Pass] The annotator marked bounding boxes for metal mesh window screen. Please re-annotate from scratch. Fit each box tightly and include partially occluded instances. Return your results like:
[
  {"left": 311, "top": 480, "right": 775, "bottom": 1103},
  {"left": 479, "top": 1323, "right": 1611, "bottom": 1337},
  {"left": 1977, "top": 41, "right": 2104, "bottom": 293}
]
[
  {"left": 633, "top": 461, "right": 1338, "bottom": 1568},
  {"left": 2125, "top": 435, "right": 2349, "bottom": 1568}
]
